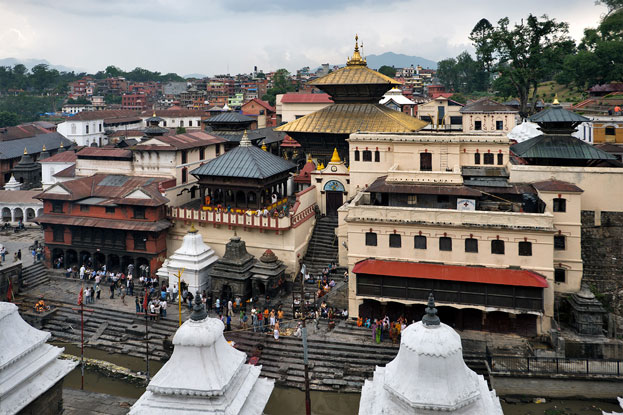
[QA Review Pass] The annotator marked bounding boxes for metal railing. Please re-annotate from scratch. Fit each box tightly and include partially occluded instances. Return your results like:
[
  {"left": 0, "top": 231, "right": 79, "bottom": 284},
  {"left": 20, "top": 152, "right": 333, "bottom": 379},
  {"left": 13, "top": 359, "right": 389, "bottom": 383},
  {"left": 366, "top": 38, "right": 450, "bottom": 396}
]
[{"left": 489, "top": 355, "right": 623, "bottom": 377}]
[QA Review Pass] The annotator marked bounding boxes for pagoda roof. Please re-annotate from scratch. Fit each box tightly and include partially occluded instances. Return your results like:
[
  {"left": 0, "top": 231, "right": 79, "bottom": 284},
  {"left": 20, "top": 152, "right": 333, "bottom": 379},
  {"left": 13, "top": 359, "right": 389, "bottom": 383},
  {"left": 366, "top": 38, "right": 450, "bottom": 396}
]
[
  {"left": 205, "top": 112, "right": 254, "bottom": 124},
  {"left": 511, "top": 135, "right": 617, "bottom": 160},
  {"left": 529, "top": 104, "right": 589, "bottom": 124},
  {"left": 310, "top": 65, "right": 400, "bottom": 87},
  {"left": 275, "top": 103, "right": 428, "bottom": 135}
]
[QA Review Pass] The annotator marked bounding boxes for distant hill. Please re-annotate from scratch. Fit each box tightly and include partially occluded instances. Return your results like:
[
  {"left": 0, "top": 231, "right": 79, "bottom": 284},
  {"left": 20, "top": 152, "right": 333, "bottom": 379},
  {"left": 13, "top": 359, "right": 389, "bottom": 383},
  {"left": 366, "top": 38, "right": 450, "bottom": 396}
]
[
  {"left": 0, "top": 57, "right": 82, "bottom": 73},
  {"left": 365, "top": 52, "right": 437, "bottom": 70},
  {"left": 184, "top": 73, "right": 208, "bottom": 79}
]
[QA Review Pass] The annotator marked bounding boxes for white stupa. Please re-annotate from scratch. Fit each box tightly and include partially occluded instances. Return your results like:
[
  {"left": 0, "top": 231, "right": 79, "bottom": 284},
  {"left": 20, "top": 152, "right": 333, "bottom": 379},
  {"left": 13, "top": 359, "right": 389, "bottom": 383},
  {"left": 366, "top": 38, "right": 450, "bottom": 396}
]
[
  {"left": 0, "top": 302, "right": 77, "bottom": 414},
  {"left": 130, "top": 295, "right": 274, "bottom": 414},
  {"left": 162, "top": 224, "right": 218, "bottom": 293},
  {"left": 359, "top": 294, "right": 503, "bottom": 415},
  {"left": 4, "top": 175, "right": 22, "bottom": 191}
]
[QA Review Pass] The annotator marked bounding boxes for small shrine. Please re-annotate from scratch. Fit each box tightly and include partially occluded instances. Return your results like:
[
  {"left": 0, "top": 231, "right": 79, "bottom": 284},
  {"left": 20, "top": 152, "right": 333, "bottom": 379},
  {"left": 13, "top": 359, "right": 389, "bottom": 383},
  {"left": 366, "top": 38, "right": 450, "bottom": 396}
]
[
  {"left": 159, "top": 224, "right": 219, "bottom": 293},
  {"left": 293, "top": 156, "right": 316, "bottom": 192},
  {"left": 209, "top": 236, "right": 257, "bottom": 302},
  {"left": 312, "top": 148, "right": 350, "bottom": 216},
  {"left": 129, "top": 295, "right": 274, "bottom": 414},
  {"left": 0, "top": 302, "right": 77, "bottom": 415},
  {"left": 143, "top": 113, "right": 169, "bottom": 138},
  {"left": 250, "top": 249, "right": 286, "bottom": 300},
  {"left": 567, "top": 283, "right": 607, "bottom": 336},
  {"left": 190, "top": 130, "right": 296, "bottom": 212},
  {"left": 359, "top": 294, "right": 503, "bottom": 415},
  {"left": 11, "top": 147, "right": 42, "bottom": 190},
  {"left": 4, "top": 174, "right": 22, "bottom": 191}
]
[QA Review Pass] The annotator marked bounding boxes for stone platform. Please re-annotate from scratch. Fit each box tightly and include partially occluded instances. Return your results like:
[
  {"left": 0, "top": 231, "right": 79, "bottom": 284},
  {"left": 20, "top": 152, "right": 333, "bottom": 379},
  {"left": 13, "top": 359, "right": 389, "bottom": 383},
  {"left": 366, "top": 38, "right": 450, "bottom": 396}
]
[{"left": 62, "top": 388, "right": 135, "bottom": 415}]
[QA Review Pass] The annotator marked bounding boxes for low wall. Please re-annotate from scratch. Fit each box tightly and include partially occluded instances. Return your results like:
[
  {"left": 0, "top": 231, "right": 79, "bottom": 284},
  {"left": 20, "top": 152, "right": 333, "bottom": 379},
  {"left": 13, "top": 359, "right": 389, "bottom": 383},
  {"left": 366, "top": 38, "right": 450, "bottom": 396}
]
[
  {"left": 0, "top": 262, "right": 22, "bottom": 300},
  {"left": 491, "top": 373, "right": 623, "bottom": 399}
]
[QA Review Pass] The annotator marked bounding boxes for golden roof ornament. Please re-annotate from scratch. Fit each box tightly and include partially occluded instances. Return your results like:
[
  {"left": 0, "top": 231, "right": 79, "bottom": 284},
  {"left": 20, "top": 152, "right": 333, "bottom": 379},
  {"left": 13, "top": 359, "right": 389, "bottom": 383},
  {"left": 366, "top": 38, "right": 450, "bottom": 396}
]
[
  {"left": 347, "top": 34, "right": 367, "bottom": 67},
  {"left": 330, "top": 148, "right": 341, "bottom": 163},
  {"left": 23, "top": 147, "right": 27, "bottom": 155},
  {"left": 317, "top": 162, "right": 325, "bottom": 170},
  {"left": 240, "top": 129, "right": 252, "bottom": 147},
  {"left": 59, "top": 141, "right": 64, "bottom": 148},
  {"left": 261, "top": 141, "right": 267, "bottom": 151},
  {"left": 553, "top": 94, "right": 560, "bottom": 105},
  {"left": 42, "top": 144, "right": 46, "bottom": 151},
  {"left": 189, "top": 223, "right": 198, "bottom": 233}
]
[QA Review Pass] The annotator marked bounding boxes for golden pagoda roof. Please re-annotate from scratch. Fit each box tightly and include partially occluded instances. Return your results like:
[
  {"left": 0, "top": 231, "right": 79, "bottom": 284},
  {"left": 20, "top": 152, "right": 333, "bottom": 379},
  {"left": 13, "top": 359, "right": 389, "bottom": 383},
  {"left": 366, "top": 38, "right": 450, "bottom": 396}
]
[{"left": 275, "top": 103, "right": 429, "bottom": 134}]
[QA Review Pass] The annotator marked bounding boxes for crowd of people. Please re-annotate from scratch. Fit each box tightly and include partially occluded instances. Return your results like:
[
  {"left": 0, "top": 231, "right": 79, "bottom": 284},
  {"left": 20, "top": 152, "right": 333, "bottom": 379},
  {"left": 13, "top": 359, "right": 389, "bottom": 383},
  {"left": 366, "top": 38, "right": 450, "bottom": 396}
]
[{"left": 357, "top": 315, "right": 409, "bottom": 345}]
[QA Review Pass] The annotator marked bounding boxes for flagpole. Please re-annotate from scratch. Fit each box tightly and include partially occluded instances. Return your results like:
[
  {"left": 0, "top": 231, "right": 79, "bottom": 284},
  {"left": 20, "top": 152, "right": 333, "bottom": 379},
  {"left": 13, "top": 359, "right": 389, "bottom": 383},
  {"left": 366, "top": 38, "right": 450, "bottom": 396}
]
[
  {"left": 177, "top": 268, "right": 184, "bottom": 327},
  {"left": 80, "top": 283, "right": 84, "bottom": 390}
]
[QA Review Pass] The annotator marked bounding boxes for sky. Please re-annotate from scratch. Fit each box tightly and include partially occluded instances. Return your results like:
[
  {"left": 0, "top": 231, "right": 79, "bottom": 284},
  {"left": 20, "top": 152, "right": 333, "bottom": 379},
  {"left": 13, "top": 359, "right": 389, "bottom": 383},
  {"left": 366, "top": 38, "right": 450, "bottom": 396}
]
[{"left": 0, "top": 0, "right": 607, "bottom": 77}]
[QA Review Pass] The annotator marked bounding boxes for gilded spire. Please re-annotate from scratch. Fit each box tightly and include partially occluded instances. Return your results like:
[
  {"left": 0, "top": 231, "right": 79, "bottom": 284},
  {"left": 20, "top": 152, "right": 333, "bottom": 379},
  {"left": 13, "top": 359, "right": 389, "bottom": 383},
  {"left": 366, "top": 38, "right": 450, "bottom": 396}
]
[
  {"left": 346, "top": 34, "right": 367, "bottom": 67},
  {"left": 189, "top": 223, "right": 198, "bottom": 233},
  {"left": 240, "top": 130, "right": 251, "bottom": 147},
  {"left": 317, "top": 162, "right": 325, "bottom": 170},
  {"left": 261, "top": 141, "right": 267, "bottom": 151},
  {"left": 330, "top": 148, "right": 341, "bottom": 163},
  {"left": 553, "top": 94, "right": 560, "bottom": 106},
  {"left": 23, "top": 147, "right": 27, "bottom": 155},
  {"left": 42, "top": 144, "right": 46, "bottom": 152},
  {"left": 60, "top": 141, "right": 64, "bottom": 148}
]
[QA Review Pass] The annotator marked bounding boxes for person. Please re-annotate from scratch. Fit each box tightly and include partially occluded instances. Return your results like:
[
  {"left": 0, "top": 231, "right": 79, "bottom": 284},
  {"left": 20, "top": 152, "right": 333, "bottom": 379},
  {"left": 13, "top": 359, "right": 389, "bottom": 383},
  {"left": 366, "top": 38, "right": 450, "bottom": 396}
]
[
  {"left": 135, "top": 296, "right": 140, "bottom": 313},
  {"left": 79, "top": 265, "right": 85, "bottom": 280},
  {"left": 31, "top": 248, "right": 36, "bottom": 262},
  {"left": 273, "top": 320, "right": 280, "bottom": 341},
  {"left": 277, "top": 308, "right": 284, "bottom": 323},
  {"left": 161, "top": 300, "right": 167, "bottom": 318},
  {"left": 120, "top": 287, "right": 126, "bottom": 305},
  {"left": 215, "top": 298, "right": 221, "bottom": 314},
  {"left": 228, "top": 299, "right": 233, "bottom": 317},
  {"left": 17, "top": 249, "right": 21, "bottom": 261},
  {"left": 294, "top": 322, "right": 302, "bottom": 338},
  {"left": 226, "top": 314, "right": 231, "bottom": 331},
  {"left": 187, "top": 291, "right": 194, "bottom": 310},
  {"left": 258, "top": 310, "right": 264, "bottom": 332},
  {"left": 85, "top": 286, "right": 91, "bottom": 304},
  {"left": 252, "top": 311, "right": 259, "bottom": 333},
  {"left": 13, "top": 252, "right": 18, "bottom": 262},
  {"left": 0, "top": 245, "right": 6, "bottom": 262},
  {"left": 241, "top": 312, "right": 248, "bottom": 329},
  {"left": 153, "top": 301, "right": 161, "bottom": 321},
  {"left": 95, "top": 284, "right": 101, "bottom": 300},
  {"left": 149, "top": 302, "right": 156, "bottom": 321},
  {"left": 269, "top": 309, "right": 276, "bottom": 327},
  {"left": 357, "top": 316, "right": 363, "bottom": 327},
  {"left": 375, "top": 323, "right": 382, "bottom": 344},
  {"left": 109, "top": 280, "right": 115, "bottom": 299}
]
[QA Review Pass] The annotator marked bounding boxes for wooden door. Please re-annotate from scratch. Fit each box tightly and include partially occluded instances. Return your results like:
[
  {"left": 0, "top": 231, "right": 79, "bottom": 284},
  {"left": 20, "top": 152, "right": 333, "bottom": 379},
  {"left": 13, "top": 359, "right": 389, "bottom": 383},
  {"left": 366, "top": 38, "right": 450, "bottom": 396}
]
[{"left": 325, "top": 191, "right": 343, "bottom": 216}]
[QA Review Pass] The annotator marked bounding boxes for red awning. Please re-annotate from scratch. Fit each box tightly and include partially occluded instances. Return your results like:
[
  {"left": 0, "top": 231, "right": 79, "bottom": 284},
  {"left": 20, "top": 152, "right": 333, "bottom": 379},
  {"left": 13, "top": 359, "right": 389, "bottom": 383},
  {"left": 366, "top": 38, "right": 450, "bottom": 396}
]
[{"left": 352, "top": 259, "right": 548, "bottom": 288}]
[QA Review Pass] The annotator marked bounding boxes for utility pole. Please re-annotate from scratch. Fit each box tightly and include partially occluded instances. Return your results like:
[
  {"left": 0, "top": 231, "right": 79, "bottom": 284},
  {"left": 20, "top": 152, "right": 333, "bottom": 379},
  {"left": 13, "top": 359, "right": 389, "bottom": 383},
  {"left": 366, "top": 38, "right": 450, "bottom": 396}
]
[
  {"left": 137, "top": 289, "right": 157, "bottom": 381},
  {"left": 299, "top": 261, "right": 311, "bottom": 415},
  {"left": 176, "top": 268, "right": 185, "bottom": 327},
  {"left": 72, "top": 284, "right": 93, "bottom": 390}
]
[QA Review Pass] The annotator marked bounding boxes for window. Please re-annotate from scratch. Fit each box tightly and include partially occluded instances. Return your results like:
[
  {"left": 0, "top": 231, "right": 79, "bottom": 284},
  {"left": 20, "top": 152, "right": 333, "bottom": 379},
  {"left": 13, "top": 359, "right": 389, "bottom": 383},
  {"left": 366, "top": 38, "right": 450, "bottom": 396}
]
[
  {"left": 439, "top": 237, "right": 452, "bottom": 251},
  {"left": 134, "top": 234, "right": 146, "bottom": 250},
  {"left": 105, "top": 207, "right": 115, "bottom": 214},
  {"left": 52, "top": 201, "right": 63, "bottom": 213},
  {"left": 362, "top": 150, "right": 372, "bottom": 162},
  {"left": 182, "top": 167, "right": 188, "bottom": 184},
  {"left": 450, "top": 116, "right": 462, "bottom": 125},
  {"left": 181, "top": 150, "right": 188, "bottom": 164},
  {"left": 496, "top": 120, "right": 503, "bottom": 130},
  {"left": 518, "top": 241, "right": 533, "bottom": 256},
  {"left": 188, "top": 120, "right": 193, "bottom": 127},
  {"left": 374, "top": 150, "right": 380, "bottom": 162},
  {"left": 389, "top": 234, "right": 402, "bottom": 248},
  {"left": 484, "top": 153, "right": 494, "bottom": 165},
  {"left": 554, "top": 235, "right": 566, "bottom": 250},
  {"left": 365, "top": 232, "right": 377, "bottom": 246},
  {"left": 437, "top": 195, "right": 450, "bottom": 204},
  {"left": 474, "top": 120, "right": 482, "bottom": 130},
  {"left": 80, "top": 205, "right": 89, "bottom": 212},
  {"left": 86, "top": 125, "right": 89, "bottom": 134},
  {"left": 354, "top": 150, "right": 360, "bottom": 161},
  {"left": 180, "top": 121, "right": 184, "bottom": 127},
  {"left": 199, "top": 147, "right": 205, "bottom": 160},
  {"left": 414, "top": 235, "right": 427, "bottom": 249},
  {"left": 99, "top": 123, "right": 102, "bottom": 132},
  {"left": 216, "top": 145, "right": 220, "bottom": 156},
  {"left": 497, "top": 153, "right": 504, "bottom": 165},
  {"left": 407, "top": 195, "right": 417, "bottom": 205},
  {"left": 133, "top": 207, "right": 146, "bottom": 219},
  {"left": 554, "top": 268, "right": 566, "bottom": 283},
  {"left": 605, "top": 126, "right": 615, "bottom": 136},
  {"left": 553, "top": 198, "right": 566, "bottom": 212},
  {"left": 474, "top": 153, "right": 480, "bottom": 164},
  {"left": 53, "top": 226, "right": 64, "bottom": 242},
  {"left": 420, "top": 152, "right": 432, "bottom": 171},
  {"left": 465, "top": 238, "right": 478, "bottom": 253},
  {"left": 259, "top": 110, "right": 265, "bottom": 115},
  {"left": 491, "top": 239, "right": 505, "bottom": 255}
]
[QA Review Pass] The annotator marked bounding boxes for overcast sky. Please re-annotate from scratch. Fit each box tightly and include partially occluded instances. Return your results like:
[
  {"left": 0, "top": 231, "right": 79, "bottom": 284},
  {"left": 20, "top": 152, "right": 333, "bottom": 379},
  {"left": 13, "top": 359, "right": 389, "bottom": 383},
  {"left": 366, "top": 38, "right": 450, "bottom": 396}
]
[{"left": 0, "top": 0, "right": 607, "bottom": 76}]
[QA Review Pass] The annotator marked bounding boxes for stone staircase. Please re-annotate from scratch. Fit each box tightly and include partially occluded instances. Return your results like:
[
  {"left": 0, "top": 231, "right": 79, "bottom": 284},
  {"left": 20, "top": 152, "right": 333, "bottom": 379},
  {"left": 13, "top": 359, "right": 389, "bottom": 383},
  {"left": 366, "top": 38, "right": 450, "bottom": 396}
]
[
  {"left": 21, "top": 262, "right": 49, "bottom": 290},
  {"left": 302, "top": 216, "right": 339, "bottom": 276}
]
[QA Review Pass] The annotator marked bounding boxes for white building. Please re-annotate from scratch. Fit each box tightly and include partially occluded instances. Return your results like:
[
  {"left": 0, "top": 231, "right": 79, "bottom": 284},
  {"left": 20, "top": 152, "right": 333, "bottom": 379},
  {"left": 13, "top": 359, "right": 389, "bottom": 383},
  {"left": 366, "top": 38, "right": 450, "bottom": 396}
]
[
  {"left": 0, "top": 188, "right": 43, "bottom": 224},
  {"left": 39, "top": 149, "right": 77, "bottom": 190},
  {"left": 139, "top": 109, "right": 205, "bottom": 130},
  {"left": 57, "top": 110, "right": 143, "bottom": 147},
  {"left": 0, "top": 302, "right": 77, "bottom": 414},
  {"left": 379, "top": 88, "right": 416, "bottom": 116},
  {"left": 276, "top": 93, "right": 333, "bottom": 124},
  {"left": 359, "top": 294, "right": 503, "bottom": 415},
  {"left": 130, "top": 297, "right": 274, "bottom": 414}
]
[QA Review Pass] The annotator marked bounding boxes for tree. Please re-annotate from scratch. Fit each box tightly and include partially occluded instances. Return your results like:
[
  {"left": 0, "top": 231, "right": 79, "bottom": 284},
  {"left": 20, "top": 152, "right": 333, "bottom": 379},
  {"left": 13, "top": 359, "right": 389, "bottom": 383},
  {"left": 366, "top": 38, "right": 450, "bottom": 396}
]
[
  {"left": 470, "top": 18, "right": 495, "bottom": 73},
  {"left": 262, "top": 68, "right": 295, "bottom": 106},
  {"left": 487, "top": 14, "right": 573, "bottom": 116},
  {"left": 176, "top": 127, "right": 187, "bottom": 134},
  {"left": 436, "top": 52, "right": 487, "bottom": 93},
  {"left": 378, "top": 65, "right": 396, "bottom": 77},
  {"left": 0, "top": 111, "right": 19, "bottom": 127}
]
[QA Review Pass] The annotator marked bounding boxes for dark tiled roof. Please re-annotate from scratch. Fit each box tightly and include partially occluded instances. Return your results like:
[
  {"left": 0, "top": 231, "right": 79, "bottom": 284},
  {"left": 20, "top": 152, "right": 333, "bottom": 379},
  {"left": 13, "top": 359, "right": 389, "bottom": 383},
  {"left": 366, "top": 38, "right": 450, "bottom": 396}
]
[
  {"left": 36, "top": 214, "right": 171, "bottom": 232},
  {"left": 77, "top": 148, "right": 133, "bottom": 159},
  {"left": 511, "top": 135, "right": 617, "bottom": 160},
  {"left": 0, "top": 133, "right": 72, "bottom": 160},
  {"left": 133, "top": 131, "right": 226, "bottom": 151},
  {"left": 532, "top": 180, "right": 583, "bottom": 193},
  {"left": 460, "top": 98, "right": 518, "bottom": 114},
  {"left": 366, "top": 176, "right": 482, "bottom": 197},
  {"left": 529, "top": 105, "right": 589, "bottom": 123},
  {"left": 204, "top": 112, "right": 255, "bottom": 124},
  {"left": 191, "top": 144, "right": 295, "bottom": 179},
  {"left": 53, "top": 164, "right": 75, "bottom": 178},
  {"left": 213, "top": 127, "right": 285, "bottom": 145},
  {"left": 64, "top": 110, "right": 139, "bottom": 121}
]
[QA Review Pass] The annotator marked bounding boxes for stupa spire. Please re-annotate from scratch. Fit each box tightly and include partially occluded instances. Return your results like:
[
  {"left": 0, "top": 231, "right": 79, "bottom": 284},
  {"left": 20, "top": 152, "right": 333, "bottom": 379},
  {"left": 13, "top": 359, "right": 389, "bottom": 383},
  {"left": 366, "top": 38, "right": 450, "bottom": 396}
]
[
  {"left": 552, "top": 94, "right": 560, "bottom": 106},
  {"left": 422, "top": 292, "right": 440, "bottom": 327},
  {"left": 347, "top": 34, "right": 367, "bottom": 67},
  {"left": 330, "top": 148, "right": 341, "bottom": 163},
  {"left": 190, "top": 291, "right": 207, "bottom": 321},
  {"left": 240, "top": 130, "right": 251, "bottom": 147}
]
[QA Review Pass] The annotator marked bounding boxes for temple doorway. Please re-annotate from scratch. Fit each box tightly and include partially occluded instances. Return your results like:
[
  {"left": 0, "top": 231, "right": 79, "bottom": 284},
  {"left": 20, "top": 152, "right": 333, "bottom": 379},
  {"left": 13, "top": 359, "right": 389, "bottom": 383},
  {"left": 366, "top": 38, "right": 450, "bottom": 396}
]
[{"left": 221, "top": 284, "right": 233, "bottom": 301}]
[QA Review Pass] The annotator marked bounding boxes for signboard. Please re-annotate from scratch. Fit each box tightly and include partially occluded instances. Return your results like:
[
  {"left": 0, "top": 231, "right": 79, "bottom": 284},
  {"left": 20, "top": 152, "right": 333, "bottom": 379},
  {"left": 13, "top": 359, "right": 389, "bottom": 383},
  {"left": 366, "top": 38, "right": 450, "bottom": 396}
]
[{"left": 457, "top": 199, "right": 476, "bottom": 211}]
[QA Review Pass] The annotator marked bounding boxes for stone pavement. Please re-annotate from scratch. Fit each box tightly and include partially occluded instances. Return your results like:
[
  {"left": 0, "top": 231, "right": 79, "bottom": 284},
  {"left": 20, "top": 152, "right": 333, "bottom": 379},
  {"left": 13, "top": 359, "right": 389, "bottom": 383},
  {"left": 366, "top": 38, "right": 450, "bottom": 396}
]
[
  {"left": 0, "top": 228, "right": 41, "bottom": 268},
  {"left": 62, "top": 388, "right": 135, "bottom": 415}
]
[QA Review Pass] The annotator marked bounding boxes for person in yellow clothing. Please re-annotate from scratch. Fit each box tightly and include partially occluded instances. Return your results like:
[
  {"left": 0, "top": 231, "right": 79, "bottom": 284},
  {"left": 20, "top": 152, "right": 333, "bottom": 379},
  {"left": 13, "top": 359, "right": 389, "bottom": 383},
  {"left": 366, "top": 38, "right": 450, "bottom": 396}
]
[{"left": 277, "top": 309, "right": 284, "bottom": 322}]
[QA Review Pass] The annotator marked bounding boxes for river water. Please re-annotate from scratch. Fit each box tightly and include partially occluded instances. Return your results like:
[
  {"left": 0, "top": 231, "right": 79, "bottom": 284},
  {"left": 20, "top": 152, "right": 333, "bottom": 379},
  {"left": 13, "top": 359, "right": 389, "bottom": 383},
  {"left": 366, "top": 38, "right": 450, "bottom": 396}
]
[{"left": 60, "top": 346, "right": 621, "bottom": 414}]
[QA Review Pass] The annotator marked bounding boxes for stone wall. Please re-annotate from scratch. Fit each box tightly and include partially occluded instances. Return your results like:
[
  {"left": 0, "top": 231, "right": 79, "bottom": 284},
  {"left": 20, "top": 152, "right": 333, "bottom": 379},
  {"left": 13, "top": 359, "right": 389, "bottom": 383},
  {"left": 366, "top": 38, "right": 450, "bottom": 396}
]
[
  {"left": 581, "top": 211, "right": 623, "bottom": 312},
  {"left": 491, "top": 373, "right": 623, "bottom": 399},
  {"left": 0, "top": 262, "right": 22, "bottom": 300},
  {"left": 17, "top": 378, "right": 64, "bottom": 415}
]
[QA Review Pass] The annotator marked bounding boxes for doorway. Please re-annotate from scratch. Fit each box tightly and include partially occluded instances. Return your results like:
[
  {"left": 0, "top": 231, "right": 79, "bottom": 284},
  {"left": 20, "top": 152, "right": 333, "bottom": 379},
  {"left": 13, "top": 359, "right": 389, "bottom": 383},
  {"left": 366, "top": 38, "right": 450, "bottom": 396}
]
[{"left": 325, "top": 191, "right": 343, "bottom": 217}]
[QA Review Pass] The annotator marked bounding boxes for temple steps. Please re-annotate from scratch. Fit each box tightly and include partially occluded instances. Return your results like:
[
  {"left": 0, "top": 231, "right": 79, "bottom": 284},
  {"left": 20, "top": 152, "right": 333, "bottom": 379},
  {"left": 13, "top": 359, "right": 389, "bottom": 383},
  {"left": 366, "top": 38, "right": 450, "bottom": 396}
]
[
  {"left": 21, "top": 262, "right": 49, "bottom": 290},
  {"left": 302, "top": 216, "right": 339, "bottom": 275}
]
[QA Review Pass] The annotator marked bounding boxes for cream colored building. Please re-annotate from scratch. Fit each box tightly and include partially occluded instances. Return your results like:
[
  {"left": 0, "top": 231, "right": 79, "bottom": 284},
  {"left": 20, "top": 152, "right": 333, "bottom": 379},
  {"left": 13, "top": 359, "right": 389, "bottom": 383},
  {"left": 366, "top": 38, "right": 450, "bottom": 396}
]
[
  {"left": 276, "top": 93, "right": 333, "bottom": 124},
  {"left": 417, "top": 97, "right": 463, "bottom": 130},
  {"left": 460, "top": 98, "right": 519, "bottom": 133}
]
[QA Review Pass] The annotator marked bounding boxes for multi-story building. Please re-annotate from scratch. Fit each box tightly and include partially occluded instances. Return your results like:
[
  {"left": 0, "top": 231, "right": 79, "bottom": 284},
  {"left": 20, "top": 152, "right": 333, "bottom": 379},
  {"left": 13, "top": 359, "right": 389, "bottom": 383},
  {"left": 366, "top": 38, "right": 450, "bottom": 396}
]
[
  {"left": 418, "top": 97, "right": 464, "bottom": 130},
  {"left": 241, "top": 99, "right": 276, "bottom": 128},
  {"left": 275, "top": 93, "right": 333, "bottom": 124},
  {"left": 122, "top": 93, "right": 149, "bottom": 110},
  {"left": 460, "top": 98, "right": 519, "bottom": 133},
  {"left": 139, "top": 109, "right": 205, "bottom": 130},
  {"left": 57, "top": 110, "right": 143, "bottom": 147}
]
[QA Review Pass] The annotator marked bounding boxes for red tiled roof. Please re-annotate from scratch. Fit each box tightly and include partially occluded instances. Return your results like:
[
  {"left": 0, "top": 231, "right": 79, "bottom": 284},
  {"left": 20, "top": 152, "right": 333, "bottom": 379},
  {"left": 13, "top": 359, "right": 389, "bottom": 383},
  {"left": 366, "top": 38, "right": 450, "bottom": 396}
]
[
  {"left": 40, "top": 151, "right": 77, "bottom": 163},
  {"left": 589, "top": 83, "right": 623, "bottom": 93},
  {"left": 431, "top": 92, "right": 454, "bottom": 99},
  {"left": 280, "top": 93, "right": 333, "bottom": 104},
  {"left": 280, "top": 135, "right": 301, "bottom": 148},
  {"left": 53, "top": 165, "right": 75, "bottom": 178},
  {"left": 294, "top": 160, "right": 316, "bottom": 183},
  {"left": 0, "top": 123, "right": 51, "bottom": 141},
  {"left": 36, "top": 214, "right": 171, "bottom": 232},
  {"left": 243, "top": 98, "right": 275, "bottom": 113},
  {"left": 352, "top": 259, "right": 548, "bottom": 288},
  {"left": 133, "top": 131, "right": 226, "bottom": 151},
  {"left": 0, "top": 190, "right": 41, "bottom": 204},
  {"left": 532, "top": 180, "right": 583, "bottom": 193},
  {"left": 64, "top": 110, "right": 139, "bottom": 121},
  {"left": 77, "top": 147, "right": 133, "bottom": 159}
]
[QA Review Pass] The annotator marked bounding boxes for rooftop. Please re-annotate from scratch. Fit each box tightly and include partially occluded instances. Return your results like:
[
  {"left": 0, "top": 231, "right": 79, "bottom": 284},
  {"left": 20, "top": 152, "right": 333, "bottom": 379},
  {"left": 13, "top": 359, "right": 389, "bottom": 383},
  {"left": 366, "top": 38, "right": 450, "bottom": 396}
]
[
  {"left": 460, "top": 98, "right": 518, "bottom": 114},
  {"left": 133, "top": 131, "right": 226, "bottom": 151},
  {"left": 511, "top": 135, "right": 617, "bottom": 161},
  {"left": 76, "top": 147, "right": 133, "bottom": 159},
  {"left": 204, "top": 112, "right": 255, "bottom": 124},
  {"left": 64, "top": 109, "right": 139, "bottom": 122},
  {"left": 0, "top": 190, "right": 41, "bottom": 203},
  {"left": 0, "top": 133, "right": 72, "bottom": 160},
  {"left": 39, "top": 150, "right": 77, "bottom": 163},
  {"left": 532, "top": 179, "right": 584, "bottom": 193},
  {"left": 280, "top": 93, "right": 333, "bottom": 104},
  {"left": 528, "top": 104, "right": 590, "bottom": 124}
]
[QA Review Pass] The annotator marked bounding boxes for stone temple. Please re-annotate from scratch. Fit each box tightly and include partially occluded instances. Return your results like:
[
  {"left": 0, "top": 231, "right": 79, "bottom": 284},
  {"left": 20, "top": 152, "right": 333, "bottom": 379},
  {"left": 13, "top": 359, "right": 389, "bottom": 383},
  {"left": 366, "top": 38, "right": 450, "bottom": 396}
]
[
  {"left": 129, "top": 294, "right": 274, "bottom": 414},
  {"left": 359, "top": 294, "right": 503, "bottom": 415},
  {"left": 0, "top": 302, "right": 77, "bottom": 415}
]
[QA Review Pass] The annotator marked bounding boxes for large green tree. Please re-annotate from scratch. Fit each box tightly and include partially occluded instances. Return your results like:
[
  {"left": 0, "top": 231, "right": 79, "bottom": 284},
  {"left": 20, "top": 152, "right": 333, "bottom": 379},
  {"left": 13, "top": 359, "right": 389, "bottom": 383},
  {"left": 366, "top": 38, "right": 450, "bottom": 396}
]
[
  {"left": 262, "top": 69, "right": 295, "bottom": 106},
  {"left": 378, "top": 65, "right": 397, "bottom": 77},
  {"left": 436, "top": 52, "right": 487, "bottom": 93}
]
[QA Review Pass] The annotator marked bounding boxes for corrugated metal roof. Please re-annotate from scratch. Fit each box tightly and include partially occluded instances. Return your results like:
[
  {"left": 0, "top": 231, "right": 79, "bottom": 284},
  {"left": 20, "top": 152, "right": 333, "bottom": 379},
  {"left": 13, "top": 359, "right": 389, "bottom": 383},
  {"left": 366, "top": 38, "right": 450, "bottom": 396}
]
[
  {"left": 511, "top": 135, "right": 617, "bottom": 160},
  {"left": 190, "top": 144, "right": 295, "bottom": 179},
  {"left": 275, "top": 103, "right": 428, "bottom": 134},
  {"left": 529, "top": 105, "right": 590, "bottom": 123},
  {"left": 532, "top": 180, "right": 583, "bottom": 193},
  {"left": 352, "top": 259, "right": 548, "bottom": 288},
  {"left": 36, "top": 214, "right": 171, "bottom": 232},
  {"left": 212, "top": 127, "right": 285, "bottom": 145},
  {"left": 205, "top": 112, "right": 255, "bottom": 124},
  {"left": 0, "top": 133, "right": 72, "bottom": 160}
]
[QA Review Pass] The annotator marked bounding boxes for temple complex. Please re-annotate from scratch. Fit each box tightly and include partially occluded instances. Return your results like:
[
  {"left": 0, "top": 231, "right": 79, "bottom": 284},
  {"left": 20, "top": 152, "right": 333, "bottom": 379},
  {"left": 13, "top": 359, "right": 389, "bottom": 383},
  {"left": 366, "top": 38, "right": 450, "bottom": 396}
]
[
  {"left": 0, "top": 302, "right": 77, "bottom": 415},
  {"left": 276, "top": 35, "right": 428, "bottom": 162},
  {"left": 129, "top": 295, "right": 274, "bottom": 414},
  {"left": 209, "top": 236, "right": 257, "bottom": 301},
  {"left": 249, "top": 249, "right": 286, "bottom": 299},
  {"left": 359, "top": 294, "right": 503, "bottom": 414}
]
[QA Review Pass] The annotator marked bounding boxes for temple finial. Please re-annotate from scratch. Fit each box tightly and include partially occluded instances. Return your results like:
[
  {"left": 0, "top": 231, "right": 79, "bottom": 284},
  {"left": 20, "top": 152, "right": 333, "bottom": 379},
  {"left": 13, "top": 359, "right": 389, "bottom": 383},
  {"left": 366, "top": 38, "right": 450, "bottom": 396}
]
[
  {"left": 422, "top": 292, "right": 440, "bottom": 327},
  {"left": 42, "top": 144, "right": 46, "bottom": 152},
  {"left": 23, "top": 147, "right": 27, "bottom": 155},
  {"left": 552, "top": 94, "right": 559, "bottom": 106},
  {"left": 330, "top": 148, "right": 341, "bottom": 163},
  {"left": 240, "top": 130, "right": 251, "bottom": 147},
  {"left": 347, "top": 34, "right": 366, "bottom": 66},
  {"left": 189, "top": 291, "right": 207, "bottom": 321},
  {"left": 60, "top": 141, "right": 64, "bottom": 148},
  {"left": 189, "top": 223, "right": 198, "bottom": 233}
]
